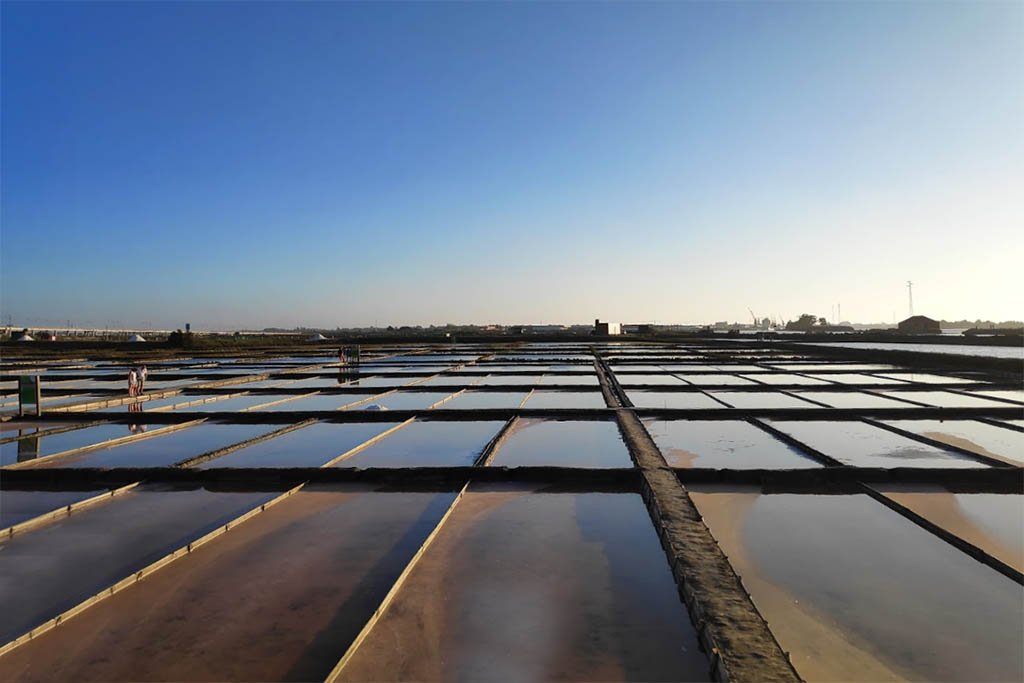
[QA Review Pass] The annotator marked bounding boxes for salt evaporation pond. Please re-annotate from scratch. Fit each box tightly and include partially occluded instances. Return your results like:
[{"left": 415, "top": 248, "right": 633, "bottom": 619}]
[
  {"left": 644, "top": 419, "right": 819, "bottom": 469},
  {"left": 201, "top": 421, "right": 400, "bottom": 468},
  {"left": 491, "top": 419, "right": 632, "bottom": 468}
]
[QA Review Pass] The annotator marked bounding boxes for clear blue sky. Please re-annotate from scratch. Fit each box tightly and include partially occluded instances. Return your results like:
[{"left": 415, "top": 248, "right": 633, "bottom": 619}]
[{"left": 2, "top": 1, "right": 1021, "bottom": 329}]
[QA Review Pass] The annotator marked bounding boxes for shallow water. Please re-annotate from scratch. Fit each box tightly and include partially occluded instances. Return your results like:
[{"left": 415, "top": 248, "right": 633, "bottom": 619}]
[
  {"left": 879, "top": 390, "right": 1012, "bottom": 408},
  {"left": 801, "top": 341, "right": 1024, "bottom": 360},
  {"left": 765, "top": 420, "right": 985, "bottom": 468},
  {"left": 709, "top": 392, "right": 819, "bottom": 409},
  {"left": 644, "top": 419, "right": 819, "bottom": 469},
  {"left": 0, "top": 484, "right": 277, "bottom": 646},
  {"left": 340, "top": 489, "right": 708, "bottom": 682},
  {"left": 442, "top": 391, "right": 529, "bottom": 409},
  {"left": 791, "top": 391, "right": 913, "bottom": 409},
  {"left": 32, "top": 423, "right": 279, "bottom": 468},
  {"left": 615, "top": 373, "right": 686, "bottom": 386},
  {"left": 627, "top": 391, "right": 725, "bottom": 409},
  {"left": 200, "top": 421, "right": 401, "bottom": 468},
  {"left": 339, "top": 420, "right": 505, "bottom": 468},
  {"left": 368, "top": 391, "right": 455, "bottom": 411},
  {"left": 881, "top": 419, "right": 1024, "bottom": 465},
  {"left": 689, "top": 489, "right": 1023, "bottom": 682},
  {"left": 0, "top": 488, "right": 107, "bottom": 529},
  {"left": 491, "top": 419, "right": 632, "bottom": 468},
  {"left": 802, "top": 373, "right": 908, "bottom": 385},
  {"left": 740, "top": 374, "right": 831, "bottom": 386},
  {"left": 672, "top": 374, "right": 757, "bottom": 386},
  {"left": 1, "top": 423, "right": 133, "bottom": 466},
  {"left": 522, "top": 391, "right": 608, "bottom": 409}
]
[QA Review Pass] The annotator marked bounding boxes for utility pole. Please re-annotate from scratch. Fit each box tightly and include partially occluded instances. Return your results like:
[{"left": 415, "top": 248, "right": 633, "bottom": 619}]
[{"left": 907, "top": 281, "right": 914, "bottom": 317}]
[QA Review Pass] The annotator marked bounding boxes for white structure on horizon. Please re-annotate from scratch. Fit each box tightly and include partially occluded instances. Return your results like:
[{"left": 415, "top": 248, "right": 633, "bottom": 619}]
[
  {"left": 128, "top": 334, "right": 147, "bottom": 342},
  {"left": 594, "top": 319, "right": 622, "bottom": 335}
]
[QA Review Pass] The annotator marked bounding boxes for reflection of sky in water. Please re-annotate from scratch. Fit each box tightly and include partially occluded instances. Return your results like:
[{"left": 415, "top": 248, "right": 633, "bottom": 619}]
[
  {"left": 880, "top": 391, "right": 1011, "bottom": 408},
  {"left": 341, "top": 420, "right": 504, "bottom": 467},
  {"left": 492, "top": 419, "right": 631, "bottom": 468},
  {"left": 767, "top": 421, "right": 983, "bottom": 468},
  {"left": 882, "top": 420, "right": 1024, "bottom": 465},
  {"left": 709, "top": 392, "right": 818, "bottom": 409},
  {"left": 955, "top": 494, "right": 1024, "bottom": 557},
  {"left": 644, "top": 419, "right": 818, "bottom": 469},
  {"left": 627, "top": 391, "right": 724, "bottom": 409},
  {"left": 741, "top": 493, "right": 1023, "bottom": 682},
  {"left": 792, "top": 391, "right": 910, "bottom": 409},
  {"left": 202, "top": 421, "right": 400, "bottom": 468}
]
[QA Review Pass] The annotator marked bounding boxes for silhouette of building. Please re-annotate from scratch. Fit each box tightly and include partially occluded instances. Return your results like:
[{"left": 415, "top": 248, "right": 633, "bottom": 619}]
[
  {"left": 897, "top": 315, "right": 941, "bottom": 334},
  {"left": 594, "top": 319, "right": 622, "bottom": 335}
]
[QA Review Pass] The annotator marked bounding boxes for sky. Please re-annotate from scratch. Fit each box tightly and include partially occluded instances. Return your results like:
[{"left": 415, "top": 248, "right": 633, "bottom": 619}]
[{"left": 2, "top": 1, "right": 1022, "bottom": 330}]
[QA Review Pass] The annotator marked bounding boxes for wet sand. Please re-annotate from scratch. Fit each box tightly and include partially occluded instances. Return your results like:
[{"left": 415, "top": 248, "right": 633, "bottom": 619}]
[
  {"left": 340, "top": 488, "right": 708, "bottom": 682},
  {"left": 0, "top": 486, "right": 455, "bottom": 681}
]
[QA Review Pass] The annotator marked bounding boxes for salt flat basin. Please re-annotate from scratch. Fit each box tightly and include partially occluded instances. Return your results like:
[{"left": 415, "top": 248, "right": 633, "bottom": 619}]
[
  {"left": 804, "top": 373, "right": 909, "bottom": 385},
  {"left": 672, "top": 374, "right": 757, "bottom": 385},
  {"left": 0, "top": 484, "right": 276, "bottom": 647},
  {"left": 250, "top": 392, "right": 377, "bottom": 412},
  {"left": 338, "top": 420, "right": 505, "bottom": 468},
  {"left": 0, "top": 486, "right": 456, "bottom": 682},
  {"left": 969, "top": 389, "right": 1024, "bottom": 404},
  {"left": 442, "top": 391, "right": 529, "bottom": 409},
  {"left": 740, "top": 374, "right": 831, "bottom": 386},
  {"left": 878, "top": 390, "right": 1012, "bottom": 408},
  {"left": 368, "top": 391, "right": 454, "bottom": 410},
  {"left": 615, "top": 374, "right": 686, "bottom": 385},
  {"left": 169, "top": 394, "right": 291, "bottom": 412},
  {"left": 881, "top": 419, "right": 1024, "bottom": 466},
  {"left": 1, "top": 423, "right": 133, "bottom": 466},
  {"left": 200, "top": 421, "right": 401, "bottom": 468},
  {"left": 537, "top": 373, "right": 599, "bottom": 385},
  {"left": 689, "top": 488, "right": 1024, "bottom": 682},
  {"left": 644, "top": 419, "right": 819, "bottom": 469},
  {"left": 708, "top": 391, "right": 819, "bottom": 409},
  {"left": 0, "top": 488, "right": 107, "bottom": 529},
  {"left": 29, "top": 423, "right": 280, "bottom": 469},
  {"left": 474, "top": 374, "right": 544, "bottom": 386},
  {"left": 765, "top": 420, "right": 986, "bottom": 468},
  {"left": 791, "top": 391, "right": 912, "bottom": 409},
  {"left": 627, "top": 391, "right": 725, "bottom": 409},
  {"left": 339, "top": 488, "right": 709, "bottom": 682},
  {"left": 490, "top": 418, "right": 632, "bottom": 468},
  {"left": 874, "top": 372, "right": 975, "bottom": 384},
  {"left": 522, "top": 390, "right": 608, "bottom": 409},
  {"left": 875, "top": 485, "right": 1024, "bottom": 573}
]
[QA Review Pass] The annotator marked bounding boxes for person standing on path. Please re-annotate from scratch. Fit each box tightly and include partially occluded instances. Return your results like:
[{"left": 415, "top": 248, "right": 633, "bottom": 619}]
[{"left": 128, "top": 367, "right": 138, "bottom": 397}]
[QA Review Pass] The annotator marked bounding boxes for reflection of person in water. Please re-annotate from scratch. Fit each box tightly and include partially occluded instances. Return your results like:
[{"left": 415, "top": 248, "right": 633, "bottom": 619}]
[
  {"left": 338, "top": 368, "right": 359, "bottom": 386},
  {"left": 127, "top": 401, "right": 146, "bottom": 434}
]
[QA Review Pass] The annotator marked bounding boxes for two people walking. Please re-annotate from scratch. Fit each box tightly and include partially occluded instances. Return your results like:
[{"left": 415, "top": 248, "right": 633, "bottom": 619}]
[{"left": 128, "top": 364, "right": 148, "bottom": 397}]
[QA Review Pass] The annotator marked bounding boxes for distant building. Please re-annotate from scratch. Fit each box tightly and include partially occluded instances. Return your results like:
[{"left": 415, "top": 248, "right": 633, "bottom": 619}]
[
  {"left": 897, "top": 315, "right": 941, "bottom": 334},
  {"left": 594, "top": 319, "right": 622, "bottom": 335}
]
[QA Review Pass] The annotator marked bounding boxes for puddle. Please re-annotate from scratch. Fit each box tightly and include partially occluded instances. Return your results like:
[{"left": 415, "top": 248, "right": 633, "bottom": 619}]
[
  {"left": 442, "top": 391, "right": 529, "bottom": 409},
  {"left": 339, "top": 420, "right": 505, "bottom": 467},
  {"left": 644, "top": 419, "right": 819, "bottom": 469},
  {"left": 491, "top": 419, "right": 632, "bottom": 468},
  {"left": 0, "top": 488, "right": 108, "bottom": 529},
  {"left": 765, "top": 421, "right": 985, "bottom": 468},
  {"left": 881, "top": 420, "right": 1024, "bottom": 465},
  {"left": 1, "top": 423, "right": 135, "bottom": 466},
  {"left": 340, "top": 489, "right": 708, "bottom": 682},
  {"left": 627, "top": 391, "right": 725, "bottom": 409},
  {"left": 709, "top": 392, "right": 819, "bottom": 409},
  {"left": 689, "top": 489, "right": 1023, "bottom": 682},
  {"left": 0, "top": 484, "right": 277, "bottom": 647},
  {"left": 522, "top": 391, "right": 608, "bottom": 409},
  {"left": 791, "top": 392, "right": 913, "bottom": 409},
  {"left": 200, "top": 422, "right": 402, "bottom": 468},
  {"left": 30, "top": 423, "right": 280, "bottom": 469}
]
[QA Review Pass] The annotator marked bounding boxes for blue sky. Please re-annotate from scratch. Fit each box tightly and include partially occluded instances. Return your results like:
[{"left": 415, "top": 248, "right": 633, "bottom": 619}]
[{"left": 2, "top": 1, "right": 1021, "bottom": 329}]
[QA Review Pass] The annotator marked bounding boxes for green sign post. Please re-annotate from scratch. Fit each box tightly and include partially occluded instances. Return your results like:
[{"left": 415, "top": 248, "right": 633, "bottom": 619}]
[{"left": 18, "top": 375, "right": 42, "bottom": 417}]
